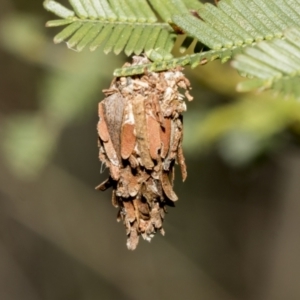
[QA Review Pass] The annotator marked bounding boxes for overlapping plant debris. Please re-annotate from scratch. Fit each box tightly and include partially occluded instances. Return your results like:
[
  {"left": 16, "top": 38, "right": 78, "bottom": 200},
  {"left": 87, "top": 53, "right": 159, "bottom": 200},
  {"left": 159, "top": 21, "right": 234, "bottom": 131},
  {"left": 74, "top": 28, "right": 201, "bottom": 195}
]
[{"left": 96, "top": 56, "right": 193, "bottom": 250}]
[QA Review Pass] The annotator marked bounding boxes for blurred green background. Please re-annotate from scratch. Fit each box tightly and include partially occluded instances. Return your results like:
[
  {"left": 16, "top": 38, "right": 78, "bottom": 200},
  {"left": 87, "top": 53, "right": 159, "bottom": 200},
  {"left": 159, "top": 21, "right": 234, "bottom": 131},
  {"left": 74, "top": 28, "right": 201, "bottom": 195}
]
[{"left": 1, "top": 1, "right": 300, "bottom": 299}]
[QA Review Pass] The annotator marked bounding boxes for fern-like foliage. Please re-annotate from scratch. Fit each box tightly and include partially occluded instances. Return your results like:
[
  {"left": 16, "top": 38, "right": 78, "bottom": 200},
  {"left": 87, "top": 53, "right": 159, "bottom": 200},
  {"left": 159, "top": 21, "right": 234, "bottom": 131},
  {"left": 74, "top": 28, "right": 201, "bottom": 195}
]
[
  {"left": 114, "top": 0, "right": 300, "bottom": 76},
  {"left": 232, "top": 28, "right": 300, "bottom": 99},
  {"left": 44, "top": 0, "right": 300, "bottom": 79},
  {"left": 43, "top": 0, "right": 193, "bottom": 55}
]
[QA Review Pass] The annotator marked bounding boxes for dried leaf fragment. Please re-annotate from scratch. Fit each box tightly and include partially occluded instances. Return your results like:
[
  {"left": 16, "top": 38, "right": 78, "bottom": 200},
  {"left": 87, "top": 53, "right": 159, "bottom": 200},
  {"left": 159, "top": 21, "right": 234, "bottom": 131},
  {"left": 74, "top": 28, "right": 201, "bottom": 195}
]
[
  {"left": 120, "top": 123, "right": 135, "bottom": 159},
  {"left": 132, "top": 94, "right": 154, "bottom": 170},
  {"left": 146, "top": 115, "right": 161, "bottom": 160},
  {"left": 103, "top": 93, "right": 125, "bottom": 157}
]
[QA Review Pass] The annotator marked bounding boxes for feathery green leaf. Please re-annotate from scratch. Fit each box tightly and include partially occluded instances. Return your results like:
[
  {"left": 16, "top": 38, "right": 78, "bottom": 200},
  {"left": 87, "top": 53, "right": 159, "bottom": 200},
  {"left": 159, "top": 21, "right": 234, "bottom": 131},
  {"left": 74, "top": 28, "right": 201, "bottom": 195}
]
[
  {"left": 232, "top": 28, "right": 300, "bottom": 99},
  {"left": 116, "top": 0, "right": 300, "bottom": 75},
  {"left": 44, "top": 0, "right": 300, "bottom": 81},
  {"left": 43, "top": 0, "right": 184, "bottom": 54}
]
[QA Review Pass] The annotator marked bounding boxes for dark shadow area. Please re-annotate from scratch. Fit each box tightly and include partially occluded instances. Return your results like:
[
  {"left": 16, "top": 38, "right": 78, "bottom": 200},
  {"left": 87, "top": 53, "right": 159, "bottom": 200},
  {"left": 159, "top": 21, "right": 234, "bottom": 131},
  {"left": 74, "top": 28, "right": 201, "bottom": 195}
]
[{"left": 0, "top": 205, "right": 130, "bottom": 300}]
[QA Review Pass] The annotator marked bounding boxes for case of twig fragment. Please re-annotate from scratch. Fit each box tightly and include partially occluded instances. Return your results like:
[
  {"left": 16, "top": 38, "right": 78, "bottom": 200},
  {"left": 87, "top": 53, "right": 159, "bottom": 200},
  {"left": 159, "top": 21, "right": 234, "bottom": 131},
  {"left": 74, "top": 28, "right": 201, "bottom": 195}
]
[{"left": 96, "top": 56, "right": 193, "bottom": 250}]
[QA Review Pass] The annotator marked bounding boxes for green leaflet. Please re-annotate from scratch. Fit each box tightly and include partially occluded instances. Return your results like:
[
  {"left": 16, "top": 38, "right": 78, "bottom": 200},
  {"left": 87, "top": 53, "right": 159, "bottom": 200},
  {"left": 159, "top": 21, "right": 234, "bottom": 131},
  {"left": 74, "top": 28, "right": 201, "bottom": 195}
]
[
  {"left": 53, "top": 21, "right": 83, "bottom": 44},
  {"left": 124, "top": 26, "right": 144, "bottom": 56},
  {"left": 44, "top": 0, "right": 75, "bottom": 18},
  {"left": 89, "top": 23, "right": 113, "bottom": 51},
  {"left": 76, "top": 22, "right": 103, "bottom": 51},
  {"left": 67, "top": 22, "right": 94, "bottom": 48},
  {"left": 69, "top": 0, "right": 89, "bottom": 19},
  {"left": 46, "top": 19, "right": 75, "bottom": 27},
  {"left": 103, "top": 24, "right": 126, "bottom": 54},
  {"left": 113, "top": 25, "right": 134, "bottom": 55}
]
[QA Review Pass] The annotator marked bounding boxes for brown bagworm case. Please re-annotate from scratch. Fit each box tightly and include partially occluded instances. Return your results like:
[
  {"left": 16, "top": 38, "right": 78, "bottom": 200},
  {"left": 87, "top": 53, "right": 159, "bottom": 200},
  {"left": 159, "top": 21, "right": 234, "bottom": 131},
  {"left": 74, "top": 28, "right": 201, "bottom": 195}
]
[{"left": 96, "top": 56, "right": 193, "bottom": 250}]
